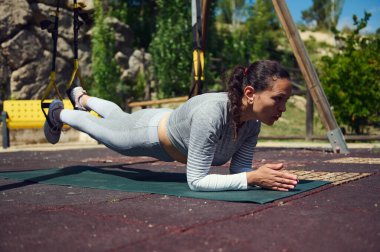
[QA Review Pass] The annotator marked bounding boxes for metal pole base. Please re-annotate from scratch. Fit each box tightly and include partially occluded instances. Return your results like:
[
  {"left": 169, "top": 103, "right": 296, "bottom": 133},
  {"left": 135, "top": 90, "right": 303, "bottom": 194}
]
[{"left": 327, "top": 128, "right": 349, "bottom": 154}]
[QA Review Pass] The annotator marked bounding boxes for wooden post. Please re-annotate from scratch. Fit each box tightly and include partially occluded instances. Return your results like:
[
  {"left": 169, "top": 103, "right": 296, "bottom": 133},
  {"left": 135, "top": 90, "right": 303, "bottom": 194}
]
[
  {"left": 306, "top": 90, "right": 314, "bottom": 140},
  {"left": 272, "top": 0, "right": 348, "bottom": 153}
]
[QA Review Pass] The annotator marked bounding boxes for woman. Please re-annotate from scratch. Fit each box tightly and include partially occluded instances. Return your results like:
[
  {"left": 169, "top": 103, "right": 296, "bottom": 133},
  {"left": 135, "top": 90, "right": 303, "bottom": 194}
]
[{"left": 44, "top": 60, "right": 298, "bottom": 192}]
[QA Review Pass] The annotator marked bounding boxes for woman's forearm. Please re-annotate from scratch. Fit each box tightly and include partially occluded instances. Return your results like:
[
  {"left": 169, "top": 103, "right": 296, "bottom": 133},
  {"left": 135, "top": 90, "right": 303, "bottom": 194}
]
[{"left": 188, "top": 173, "right": 248, "bottom": 191}]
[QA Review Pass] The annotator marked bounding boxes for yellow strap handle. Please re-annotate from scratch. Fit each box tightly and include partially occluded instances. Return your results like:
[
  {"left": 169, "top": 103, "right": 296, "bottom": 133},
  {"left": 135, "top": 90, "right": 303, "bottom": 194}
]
[
  {"left": 40, "top": 71, "right": 64, "bottom": 123},
  {"left": 66, "top": 59, "right": 85, "bottom": 90},
  {"left": 41, "top": 72, "right": 64, "bottom": 104},
  {"left": 193, "top": 49, "right": 205, "bottom": 81}
]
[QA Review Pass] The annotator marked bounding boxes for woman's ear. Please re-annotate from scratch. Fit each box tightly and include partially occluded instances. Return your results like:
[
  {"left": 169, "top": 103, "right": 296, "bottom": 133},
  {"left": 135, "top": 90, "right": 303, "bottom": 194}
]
[{"left": 243, "top": 86, "right": 256, "bottom": 104}]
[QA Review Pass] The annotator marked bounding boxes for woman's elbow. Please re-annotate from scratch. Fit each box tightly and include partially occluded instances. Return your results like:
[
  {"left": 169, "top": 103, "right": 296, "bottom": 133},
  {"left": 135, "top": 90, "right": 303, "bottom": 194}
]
[
  {"left": 188, "top": 180, "right": 202, "bottom": 191},
  {"left": 188, "top": 178, "right": 213, "bottom": 191}
]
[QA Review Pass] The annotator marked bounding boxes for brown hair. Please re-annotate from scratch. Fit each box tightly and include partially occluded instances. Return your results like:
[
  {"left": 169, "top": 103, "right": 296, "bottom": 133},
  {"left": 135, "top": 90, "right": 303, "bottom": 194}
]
[{"left": 226, "top": 60, "right": 290, "bottom": 138}]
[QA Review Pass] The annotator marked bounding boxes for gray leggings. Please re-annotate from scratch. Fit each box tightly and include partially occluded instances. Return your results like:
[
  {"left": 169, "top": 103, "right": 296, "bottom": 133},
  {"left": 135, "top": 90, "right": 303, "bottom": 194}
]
[{"left": 60, "top": 97, "right": 175, "bottom": 162}]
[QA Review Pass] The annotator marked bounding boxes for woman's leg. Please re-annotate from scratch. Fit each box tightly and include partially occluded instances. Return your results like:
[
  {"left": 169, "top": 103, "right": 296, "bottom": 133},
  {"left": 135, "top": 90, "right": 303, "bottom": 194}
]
[
  {"left": 60, "top": 95, "right": 132, "bottom": 148},
  {"left": 60, "top": 109, "right": 132, "bottom": 149},
  {"left": 85, "top": 97, "right": 126, "bottom": 119},
  {"left": 60, "top": 106, "right": 174, "bottom": 161},
  {"left": 72, "top": 88, "right": 125, "bottom": 119}
]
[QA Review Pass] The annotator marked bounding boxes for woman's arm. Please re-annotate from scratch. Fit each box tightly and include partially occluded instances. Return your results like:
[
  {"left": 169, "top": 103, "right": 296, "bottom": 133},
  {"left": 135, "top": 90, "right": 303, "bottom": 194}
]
[
  {"left": 229, "top": 134, "right": 258, "bottom": 174},
  {"left": 186, "top": 111, "right": 248, "bottom": 191},
  {"left": 186, "top": 124, "right": 297, "bottom": 191},
  {"left": 186, "top": 131, "right": 248, "bottom": 191},
  {"left": 229, "top": 127, "right": 298, "bottom": 191}
]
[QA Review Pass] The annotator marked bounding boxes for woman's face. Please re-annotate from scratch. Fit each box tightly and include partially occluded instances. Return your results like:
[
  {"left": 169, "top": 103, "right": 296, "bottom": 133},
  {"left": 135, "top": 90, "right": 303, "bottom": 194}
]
[{"left": 249, "top": 78, "right": 292, "bottom": 126}]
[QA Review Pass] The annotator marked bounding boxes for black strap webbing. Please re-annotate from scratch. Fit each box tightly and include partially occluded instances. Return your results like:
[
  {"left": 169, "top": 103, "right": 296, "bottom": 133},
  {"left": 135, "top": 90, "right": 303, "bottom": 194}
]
[
  {"left": 40, "top": 0, "right": 63, "bottom": 128},
  {"left": 66, "top": 0, "right": 86, "bottom": 108},
  {"left": 189, "top": 0, "right": 204, "bottom": 98}
]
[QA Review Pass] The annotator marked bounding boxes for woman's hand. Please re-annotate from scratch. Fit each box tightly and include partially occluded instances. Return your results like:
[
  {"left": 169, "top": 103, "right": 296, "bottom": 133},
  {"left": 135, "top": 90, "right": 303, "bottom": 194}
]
[{"left": 246, "top": 163, "right": 298, "bottom": 191}]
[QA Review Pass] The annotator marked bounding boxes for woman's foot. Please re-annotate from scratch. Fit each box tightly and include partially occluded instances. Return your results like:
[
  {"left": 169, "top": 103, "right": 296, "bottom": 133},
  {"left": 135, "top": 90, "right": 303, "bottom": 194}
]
[
  {"left": 43, "top": 100, "right": 64, "bottom": 144},
  {"left": 70, "top": 86, "right": 89, "bottom": 111}
]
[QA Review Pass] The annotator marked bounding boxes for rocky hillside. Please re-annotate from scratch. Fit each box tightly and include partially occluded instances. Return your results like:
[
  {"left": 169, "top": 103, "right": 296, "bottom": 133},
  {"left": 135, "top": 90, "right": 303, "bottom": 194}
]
[{"left": 0, "top": 0, "right": 151, "bottom": 100}]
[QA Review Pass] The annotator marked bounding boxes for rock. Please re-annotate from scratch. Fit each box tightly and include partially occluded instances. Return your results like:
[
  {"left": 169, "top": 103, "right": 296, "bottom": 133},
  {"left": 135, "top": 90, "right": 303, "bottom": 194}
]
[
  {"left": 144, "top": 53, "right": 152, "bottom": 62},
  {"left": 1, "top": 30, "right": 43, "bottom": 70},
  {"left": 120, "top": 49, "right": 154, "bottom": 83},
  {"left": 0, "top": 0, "right": 32, "bottom": 43},
  {"left": 57, "top": 37, "right": 75, "bottom": 60},
  {"left": 30, "top": 26, "right": 73, "bottom": 61},
  {"left": 34, "top": 0, "right": 67, "bottom": 8},
  {"left": 38, "top": 0, "right": 94, "bottom": 12},
  {"left": 78, "top": 49, "right": 92, "bottom": 79},
  {"left": 77, "top": 0, "right": 95, "bottom": 12},
  {"left": 77, "top": 37, "right": 92, "bottom": 78},
  {"left": 30, "top": 2, "right": 92, "bottom": 78},
  {"left": 128, "top": 50, "right": 143, "bottom": 71},
  {"left": 145, "top": 61, "right": 155, "bottom": 80},
  {"left": 10, "top": 51, "right": 70, "bottom": 99},
  {"left": 124, "top": 50, "right": 144, "bottom": 81},
  {"left": 0, "top": 1, "right": 139, "bottom": 100},
  {"left": 120, "top": 69, "right": 136, "bottom": 82},
  {"left": 114, "top": 51, "right": 129, "bottom": 70},
  {"left": 104, "top": 17, "right": 134, "bottom": 55},
  {"left": 30, "top": 3, "right": 88, "bottom": 42},
  {"left": 10, "top": 51, "right": 50, "bottom": 98},
  {"left": 130, "top": 49, "right": 144, "bottom": 62},
  {"left": 30, "top": 26, "right": 51, "bottom": 51}
]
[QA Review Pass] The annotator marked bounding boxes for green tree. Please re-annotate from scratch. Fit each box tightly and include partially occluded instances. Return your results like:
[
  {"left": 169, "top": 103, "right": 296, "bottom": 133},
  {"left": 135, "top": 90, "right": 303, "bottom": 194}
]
[
  {"left": 215, "top": 0, "right": 246, "bottom": 26},
  {"left": 206, "top": 0, "right": 295, "bottom": 90},
  {"left": 211, "top": 0, "right": 288, "bottom": 67},
  {"left": 149, "top": 0, "right": 191, "bottom": 98},
  {"left": 109, "top": 0, "right": 157, "bottom": 49},
  {"left": 209, "top": 0, "right": 249, "bottom": 69},
  {"left": 91, "top": 0, "right": 122, "bottom": 104},
  {"left": 319, "top": 12, "right": 380, "bottom": 134},
  {"left": 302, "top": 0, "right": 344, "bottom": 30},
  {"left": 246, "top": 0, "right": 283, "bottom": 62}
]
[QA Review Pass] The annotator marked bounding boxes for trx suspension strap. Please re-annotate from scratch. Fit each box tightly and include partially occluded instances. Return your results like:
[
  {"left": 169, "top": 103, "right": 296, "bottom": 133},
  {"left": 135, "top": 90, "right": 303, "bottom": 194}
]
[
  {"left": 40, "top": 0, "right": 64, "bottom": 128},
  {"left": 66, "top": 0, "right": 86, "bottom": 108},
  {"left": 189, "top": 0, "right": 205, "bottom": 98}
]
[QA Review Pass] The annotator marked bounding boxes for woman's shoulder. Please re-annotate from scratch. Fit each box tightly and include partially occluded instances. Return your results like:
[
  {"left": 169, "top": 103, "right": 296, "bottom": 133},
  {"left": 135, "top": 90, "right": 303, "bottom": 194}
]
[
  {"left": 185, "top": 93, "right": 229, "bottom": 127},
  {"left": 188, "top": 93, "right": 228, "bottom": 111},
  {"left": 189, "top": 92, "right": 228, "bottom": 102},
  {"left": 189, "top": 93, "right": 228, "bottom": 114}
]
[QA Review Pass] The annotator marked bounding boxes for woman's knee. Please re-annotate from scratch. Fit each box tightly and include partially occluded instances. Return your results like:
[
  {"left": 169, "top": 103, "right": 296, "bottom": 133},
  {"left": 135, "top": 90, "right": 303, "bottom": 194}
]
[{"left": 107, "top": 107, "right": 126, "bottom": 119}]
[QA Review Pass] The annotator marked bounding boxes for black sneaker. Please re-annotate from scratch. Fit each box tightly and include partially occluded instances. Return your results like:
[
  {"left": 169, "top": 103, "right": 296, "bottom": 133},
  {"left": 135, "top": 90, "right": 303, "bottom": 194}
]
[{"left": 43, "top": 100, "right": 64, "bottom": 144}]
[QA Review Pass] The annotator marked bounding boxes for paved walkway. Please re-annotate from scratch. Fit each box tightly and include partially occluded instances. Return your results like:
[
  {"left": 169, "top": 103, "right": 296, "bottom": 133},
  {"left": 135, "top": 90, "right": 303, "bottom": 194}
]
[{"left": 0, "top": 144, "right": 379, "bottom": 251}]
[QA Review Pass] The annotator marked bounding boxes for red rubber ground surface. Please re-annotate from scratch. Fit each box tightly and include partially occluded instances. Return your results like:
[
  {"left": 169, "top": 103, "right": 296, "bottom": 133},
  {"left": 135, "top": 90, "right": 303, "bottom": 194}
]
[{"left": 0, "top": 147, "right": 379, "bottom": 251}]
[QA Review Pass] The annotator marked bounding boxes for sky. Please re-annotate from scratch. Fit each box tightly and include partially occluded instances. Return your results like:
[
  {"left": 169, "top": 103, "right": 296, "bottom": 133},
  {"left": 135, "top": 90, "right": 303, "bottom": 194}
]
[{"left": 286, "top": 0, "right": 380, "bottom": 33}]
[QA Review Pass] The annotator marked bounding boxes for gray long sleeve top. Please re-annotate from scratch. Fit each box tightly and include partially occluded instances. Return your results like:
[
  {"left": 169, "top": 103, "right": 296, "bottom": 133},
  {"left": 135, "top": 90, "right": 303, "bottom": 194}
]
[{"left": 167, "top": 92, "right": 261, "bottom": 191}]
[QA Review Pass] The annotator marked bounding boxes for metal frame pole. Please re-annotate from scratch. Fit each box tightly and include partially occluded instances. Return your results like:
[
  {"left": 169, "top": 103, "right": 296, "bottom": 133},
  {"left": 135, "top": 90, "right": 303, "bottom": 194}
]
[{"left": 272, "top": 0, "right": 349, "bottom": 153}]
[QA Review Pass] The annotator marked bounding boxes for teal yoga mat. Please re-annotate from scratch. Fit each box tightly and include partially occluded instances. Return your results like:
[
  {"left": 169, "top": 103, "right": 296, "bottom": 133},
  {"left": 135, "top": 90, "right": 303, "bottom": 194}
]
[{"left": 0, "top": 166, "right": 330, "bottom": 204}]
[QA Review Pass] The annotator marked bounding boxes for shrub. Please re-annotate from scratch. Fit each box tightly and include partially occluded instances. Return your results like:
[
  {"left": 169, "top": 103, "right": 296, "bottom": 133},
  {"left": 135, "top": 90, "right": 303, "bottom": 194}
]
[
  {"left": 319, "top": 12, "right": 380, "bottom": 134},
  {"left": 149, "top": 0, "right": 192, "bottom": 98}
]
